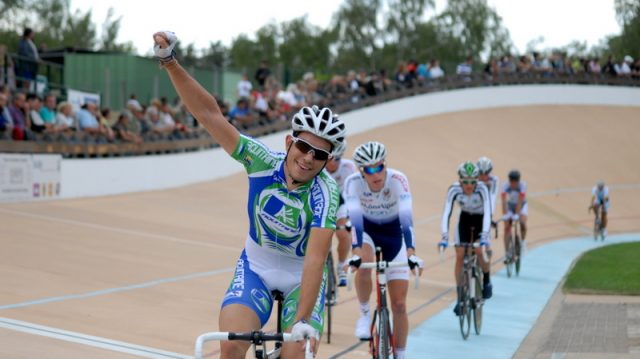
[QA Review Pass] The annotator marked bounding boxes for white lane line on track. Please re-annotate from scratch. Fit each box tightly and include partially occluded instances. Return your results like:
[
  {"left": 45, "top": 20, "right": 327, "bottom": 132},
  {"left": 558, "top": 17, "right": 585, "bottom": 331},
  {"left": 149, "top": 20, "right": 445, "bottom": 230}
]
[
  {"left": 0, "top": 267, "right": 233, "bottom": 310},
  {"left": 0, "top": 207, "right": 238, "bottom": 251},
  {"left": 0, "top": 317, "right": 191, "bottom": 359}
]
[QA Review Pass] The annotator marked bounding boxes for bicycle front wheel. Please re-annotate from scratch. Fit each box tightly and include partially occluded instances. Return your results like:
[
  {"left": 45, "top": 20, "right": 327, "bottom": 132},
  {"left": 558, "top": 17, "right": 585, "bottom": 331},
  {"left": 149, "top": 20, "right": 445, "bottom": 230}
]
[
  {"left": 459, "top": 272, "right": 471, "bottom": 340},
  {"left": 473, "top": 271, "right": 483, "bottom": 335},
  {"left": 515, "top": 235, "right": 522, "bottom": 276},
  {"left": 376, "top": 308, "right": 392, "bottom": 359},
  {"left": 325, "top": 253, "right": 336, "bottom": 344}
]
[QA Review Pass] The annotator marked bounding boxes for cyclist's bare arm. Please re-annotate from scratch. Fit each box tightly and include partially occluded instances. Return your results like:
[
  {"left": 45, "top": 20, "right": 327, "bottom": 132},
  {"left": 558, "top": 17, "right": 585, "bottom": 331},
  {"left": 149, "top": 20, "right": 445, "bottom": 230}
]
[
  {"left": 296, "top": 227, "right": 333, "bottom": 323},
  {"left": 156, "top": 36, "right": 239, "bottom": 154},
  {"left": 515, "top": 192, "right": 525, "bottom": 215}
]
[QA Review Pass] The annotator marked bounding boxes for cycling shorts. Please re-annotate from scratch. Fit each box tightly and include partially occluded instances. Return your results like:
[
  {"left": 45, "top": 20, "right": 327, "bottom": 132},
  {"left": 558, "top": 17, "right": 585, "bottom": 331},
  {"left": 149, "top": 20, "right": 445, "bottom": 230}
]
[
  {"left": 455, "top": 211, "right": 484, "bottom": 245},
  {"left": 361, "top": 232, "right": 409, "bottom": 281}
]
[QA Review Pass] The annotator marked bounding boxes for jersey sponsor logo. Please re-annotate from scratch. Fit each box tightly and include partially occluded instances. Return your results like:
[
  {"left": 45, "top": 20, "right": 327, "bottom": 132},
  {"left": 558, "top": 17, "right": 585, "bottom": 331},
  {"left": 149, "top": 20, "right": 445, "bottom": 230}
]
[
  {"left": 225, "top": 258, "right": 246, "bottom": 299},
  {"left": 311, "top": 183, "right": 325, "bottom": 218},
  {"left": 392, "top": 173, "right": 409, "bottom": 192},
  {"left": 255, "top": 187, "right": 308, "bottom": 256},
  {"left": 246, "top": 140, "right": 279, "bottom": 168}
]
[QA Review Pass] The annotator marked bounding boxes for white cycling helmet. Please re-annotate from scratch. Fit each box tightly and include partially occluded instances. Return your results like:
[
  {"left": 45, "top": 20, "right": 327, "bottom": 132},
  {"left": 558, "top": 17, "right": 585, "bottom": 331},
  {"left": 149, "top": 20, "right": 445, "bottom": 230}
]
[
  {"left": 353, "top": 141, "right": 386, "bottom": 167},
  {"left": 596, "top": 180, "right": 605, "bottom": 189},
  {"left": 477, "top": 156, "right": 493, "bottom": 175},
  {"left": 291, "top": 105, "right": 346, "bottom": 150},
  {"left": 458, "top": 161, "right": 479, "bottom": 179},
  {"left": 333, "top": 140, "right": 347, "bottom": 158}
]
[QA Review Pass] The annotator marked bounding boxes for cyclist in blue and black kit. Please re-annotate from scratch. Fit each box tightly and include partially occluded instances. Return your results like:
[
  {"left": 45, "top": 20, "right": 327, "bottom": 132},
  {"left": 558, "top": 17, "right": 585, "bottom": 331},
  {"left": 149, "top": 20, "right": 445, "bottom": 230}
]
[
  {"left": 153, "top": 31, "right": 346, "bottom": 358},
  {"left": 344, "top": 141, "right": 423, "bottom": 359}
]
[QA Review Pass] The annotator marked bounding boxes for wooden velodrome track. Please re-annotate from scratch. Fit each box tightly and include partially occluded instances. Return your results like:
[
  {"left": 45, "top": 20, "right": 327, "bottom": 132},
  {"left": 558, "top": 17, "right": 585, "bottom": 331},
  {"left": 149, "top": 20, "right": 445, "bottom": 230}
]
[{"left": 1, "top": 105, "right": 639, "bottom": 358}]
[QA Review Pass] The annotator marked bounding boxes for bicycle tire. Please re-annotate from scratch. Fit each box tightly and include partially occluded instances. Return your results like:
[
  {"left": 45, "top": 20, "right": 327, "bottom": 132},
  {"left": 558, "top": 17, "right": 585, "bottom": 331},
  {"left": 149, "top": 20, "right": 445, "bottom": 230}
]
[
  {"left": 473, "top": 270, "right": 483, "bottom": 335},
  {"left": 325, "top": 253, "right": 336, "bottom": 344},
  {"left": 515, "top": 234, "right": 522, "bottom": 276},
  {"left": 377, "top": 308, "right": 391, "bottom": 359},
  {"left": 593, "top": 217, "right": 600, "bottom": 241},
  {"left": 459, "top": 271, "right": 471, "bottom": 340},
  {"left": 506, "top": 234, "right": 514, "bottom": 278}
]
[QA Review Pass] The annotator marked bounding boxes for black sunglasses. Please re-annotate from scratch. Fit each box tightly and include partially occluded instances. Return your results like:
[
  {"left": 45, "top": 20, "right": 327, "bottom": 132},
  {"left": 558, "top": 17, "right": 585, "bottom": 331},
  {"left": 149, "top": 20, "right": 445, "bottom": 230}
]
[
  {"left": 291, "top": 137, "right": 332, "bottom": 161},
  {"left": 460, "top": 179, "right": 477, "bottom": 185}
]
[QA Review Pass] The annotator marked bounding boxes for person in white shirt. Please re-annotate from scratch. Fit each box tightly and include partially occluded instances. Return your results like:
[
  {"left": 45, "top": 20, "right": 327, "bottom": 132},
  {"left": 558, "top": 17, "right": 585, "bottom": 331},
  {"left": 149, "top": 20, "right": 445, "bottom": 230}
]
[{"left": 237, "top": 73, "right": 252, "bottom": 98}]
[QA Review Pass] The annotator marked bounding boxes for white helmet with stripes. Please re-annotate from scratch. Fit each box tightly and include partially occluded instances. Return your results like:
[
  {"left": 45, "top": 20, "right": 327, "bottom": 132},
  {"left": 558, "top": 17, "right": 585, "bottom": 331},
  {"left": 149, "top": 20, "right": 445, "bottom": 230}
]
[
  {"left": 353, "top": 141, "right": 387, "bottom": 167},
  {"left": 332, "top": 140, "right": 347, "bottom": 158},
  {"left": 291, "top": 105, "right": 346, "bottom": 151},
  {"left": 476, "top": 156, "right": 493, "bottom": 175}
]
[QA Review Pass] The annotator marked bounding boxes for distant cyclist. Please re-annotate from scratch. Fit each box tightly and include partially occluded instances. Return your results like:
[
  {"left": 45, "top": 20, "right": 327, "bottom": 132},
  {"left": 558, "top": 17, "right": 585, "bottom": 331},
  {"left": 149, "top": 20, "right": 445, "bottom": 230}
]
[
  {"left": 344, "top": 141, "right": 423, "bottom": 359},
  {"left": 476, "top": 156, "right": 499, "bottom": 216},
  {"left": 325, "top": 141, "right": 358, "bottom": 286},
  {"left": 153, "top": 31, "right": 346, "bottom": 358},
  {"left": 589, "top": 180, "right": 610, "bottom": 236},
  {"left": 501, "top": 169, "right": 528, "bottom": 262},
  {"left": 439, "top": 161, "right": 493, "bottom": 316}
]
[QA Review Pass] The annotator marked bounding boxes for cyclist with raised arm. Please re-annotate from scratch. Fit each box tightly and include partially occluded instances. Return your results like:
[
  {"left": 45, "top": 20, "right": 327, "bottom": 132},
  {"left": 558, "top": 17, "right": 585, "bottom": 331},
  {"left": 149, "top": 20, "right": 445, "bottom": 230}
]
[
  {"left": 153, "top": 31, "right": 346, "bottom": 358},
  {"left": 439, "top": 162, "right": 493, "bottom": 316},
  {"left": 501, "top": 169, "right": 528, "bottom": 262},
  {"left": 325, "top": 141, "right": 358, "bottom": 286},
  {"left": 589, "top": 180, "right": 610, "bottom": 237},
  {"left": 344, "top": 141, "right": 423, "bottom": 359}
]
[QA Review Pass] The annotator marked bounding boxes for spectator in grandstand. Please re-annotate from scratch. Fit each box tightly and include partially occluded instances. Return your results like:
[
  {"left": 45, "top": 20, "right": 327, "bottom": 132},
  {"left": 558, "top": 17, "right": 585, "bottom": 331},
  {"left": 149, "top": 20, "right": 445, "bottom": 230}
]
[
  {"left": 0, "top": 92, "right": 12, "bottom": 133},
  {"left": 8, "top": 92, "right": 28, "bottom": 140},
  {"left": 147, "top": 98, "right": 175, "bottom": 134},
  {"left": 428, "top": 59, "right": 445, "bottom": 78},
  {"left": 499, "top": 55, "right": 516, "bottom": 73},
  {"left": 588, "top": 58, "right": 601, "bottom": 74},
  {"left": 113, "top": 113, "right": 143, "bottom": 144},
  {"left": 77, "top": 102, "right": 113, "bottom": 140},
  {"left": 127, "top": 94, "right": 142, "bottom": 111},
  {"left": 27, "top": 94, "right": 47, "bottom": 133},
  {"left": 55, "top": 102, "right": 75, "bottom": 131},
  {"left": 123, "top": 99, "right": 145, "bottom": 134},
  {"left": 484, "top": 57, "right": 499, "bottom": 78},
  {"left": 395, "top": 62, "right": 410, "bottom": 86},
  {"left": 456, "top": 56, "right": 474, "bottom": 77},
  {"left": 254, "top": 60, "right": 271, "bottom": 89},
  {"left": 40, "top": 94, "right": 57, "bottom": 125},
  {"left": 601, "top": 55, "right": 617, "bottom": 76},
  {"left": 228, "top": 97, "right": 256, "bottom": 127},
  {"left": 145, "top": 98, "right": 162, "bottom": 127},
  {"left": 614, "top": 56, "right": 633, "bottom": 76},
  {"left": 237, "top": 72, "right": 252, "bottom": 98},
  {"left": 416, "top": 60, "right": 429, "bottom": 80},
  {"left": 517, "top": 55, "right": 532, "bottom": 73},
  {"left": 632, "top": 59, "right": 640, "bottom": 79},
  {"left": 99, "top": 108, "right": 116, "bottom": 138},
  {"left": 253, "top": 90, "right": 270, "bottom": 118},
  {"left": 16, "top": 28, "right": 40, "bottom": 91},
  {"left": 347, "top": 70, "right": 361, "bottom": 103}
]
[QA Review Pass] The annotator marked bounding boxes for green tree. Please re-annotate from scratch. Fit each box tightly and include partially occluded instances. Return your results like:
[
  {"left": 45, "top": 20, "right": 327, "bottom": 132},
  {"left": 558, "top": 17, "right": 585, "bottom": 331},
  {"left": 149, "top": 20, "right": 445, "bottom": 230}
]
[
  {"left": 385, "top": 0, "right": 434, "bottom": 61},
  {"left": 279, "top": 16, "right": 335, "bottom": 75},
  {"left": 608, "top": 0, "right": 639, "bottom": 60},
  {"left": 332, "top": 0, "right": 382, "bottom": 70},
  {"left": 99, "top": 8, "right": 134, "bottom": 53}
]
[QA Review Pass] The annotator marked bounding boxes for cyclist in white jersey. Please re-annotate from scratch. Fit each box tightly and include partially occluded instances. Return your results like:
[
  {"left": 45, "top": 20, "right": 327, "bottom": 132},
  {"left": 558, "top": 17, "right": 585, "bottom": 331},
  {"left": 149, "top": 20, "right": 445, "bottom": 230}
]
[
  {"left": 439, "top": 161, "right": 493, "bottom": 316},
  {"left": 477, "top": 156, "right": 499, "bottom": 216},
  {"left": 589, "top": 180, "right": 610, "bottom": 236},
  {"left": 344, "top": 141, "right": 423, "bottom": 359},
  {"left": 501, "top": 170, "right": 528, "bottom": 262},
  {"left": 153, "top": 32, "right": 346, "bottom": 358},
  {"left": 325, "top": 141, "right": 358, "bottom": 286}
]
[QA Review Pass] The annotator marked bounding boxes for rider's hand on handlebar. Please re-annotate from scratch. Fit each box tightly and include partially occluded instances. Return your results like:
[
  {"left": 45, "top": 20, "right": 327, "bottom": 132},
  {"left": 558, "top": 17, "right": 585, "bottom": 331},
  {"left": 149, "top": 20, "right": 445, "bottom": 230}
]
[
  {"left": 408, "top": 254, "right": 424, "bottom": 276},
  {"left": 291, "top": 320, "right": 318, "bottom": 356},
  {"left": 438, "top": 234, "right": 449, "bottom": 251},
  {"left": 501, "top": 214, "right": 511, "bottom": 222},
  {"left": 347, "top": 255, "right": 362, "bottom": 270}
]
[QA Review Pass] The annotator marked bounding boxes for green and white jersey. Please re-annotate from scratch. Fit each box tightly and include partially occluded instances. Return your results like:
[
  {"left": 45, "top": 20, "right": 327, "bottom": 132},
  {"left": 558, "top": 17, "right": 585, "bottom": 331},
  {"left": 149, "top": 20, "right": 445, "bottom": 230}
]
[{"left": 232, "top": 135, "right": 339, "bottom": 276}]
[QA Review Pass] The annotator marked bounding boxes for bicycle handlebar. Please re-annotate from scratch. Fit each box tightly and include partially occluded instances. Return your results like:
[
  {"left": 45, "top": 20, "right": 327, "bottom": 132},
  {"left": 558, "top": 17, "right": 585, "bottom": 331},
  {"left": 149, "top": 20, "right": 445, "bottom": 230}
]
[{"left": 194, "top": 331, "right": 311, "bottom": 359}]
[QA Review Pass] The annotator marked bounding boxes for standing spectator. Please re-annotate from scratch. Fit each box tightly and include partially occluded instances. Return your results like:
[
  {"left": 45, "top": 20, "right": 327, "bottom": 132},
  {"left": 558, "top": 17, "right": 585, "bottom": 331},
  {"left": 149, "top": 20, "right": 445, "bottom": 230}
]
[
  {"left": 112, "top": 114, "right": 142, "bottom": 144},
  {"left": 8, "top": 92, "right": 28, "bottom": 140},
  {"left": 0, "top": 92, "right": 13, "bottom": 133},
  {"left": 237, "top": 73, "right": 252, "bottom": 98},
  {"left": 16, "top": 28, "right": 40, "bottom": 91},
  {"left": 55, "top": 102, "right": 75, "bottom": 131},
  {"left": 40, "top": 93, "right": 56, "bottom": 125},
  {"left": 27, "top": 94, "right": 47, "bottom": 133},
  {"left": 456, "top": 56, "right": 474, "bottom": 77},
  {"left": 254, "top": 60, "right": 271, "bottom": 89},
  {"left": 428, "top": 59, "right": 445, "bottom": 79}
]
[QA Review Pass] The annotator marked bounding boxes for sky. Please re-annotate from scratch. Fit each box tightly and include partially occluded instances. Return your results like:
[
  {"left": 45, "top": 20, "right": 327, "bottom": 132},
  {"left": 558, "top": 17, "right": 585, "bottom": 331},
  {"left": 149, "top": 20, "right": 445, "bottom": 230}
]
[{"left": 71, "top": 0, "right": 621, "bottom": 56}]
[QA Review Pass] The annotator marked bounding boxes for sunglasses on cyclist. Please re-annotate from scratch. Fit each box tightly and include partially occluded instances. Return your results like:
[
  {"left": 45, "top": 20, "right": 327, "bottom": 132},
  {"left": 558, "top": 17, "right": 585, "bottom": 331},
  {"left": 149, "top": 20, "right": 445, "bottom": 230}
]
[
  {"left": 291, "top": 137, "right": 332, "bottom": 161},
  {"left": 460, "top": 179, "right": 477, "bottom": 185},
  {"left": 362, "top": 163, "right": 385, "bottom": 175}
]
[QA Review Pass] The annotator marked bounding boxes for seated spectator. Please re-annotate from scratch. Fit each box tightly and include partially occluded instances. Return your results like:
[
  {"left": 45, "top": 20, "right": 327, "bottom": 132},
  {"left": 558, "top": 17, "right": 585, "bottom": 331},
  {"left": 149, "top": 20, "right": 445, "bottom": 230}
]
[
  {"left": 601, "top": 55, "right": 617, "bottom": 76},
  {"left": 99, "top": 108, "right": 116, "bottom": 138},
  {"left": 428, "top": 59, "right": 445, "bottom": 79},
  {"left": 40, "top": 94, "right": 57, "bottom": 125},
  {"left": 588, "top": 58, "right": 601, "bottom": 74},
  {"left": 456, "top": 56, "right": 474, "bottom": 78},
  {"left": 499, "top": 55, "right": 516, "bottom": 73},
  {"left": 8, "top": 92, "right": 27, "bottom": 140},
  {"left": 237, "top": 73, "right": 252, "bottom": 98},
  {"left": 395, "top": 62, "right": 410, "bottom": 86},
  {"left": 416, "top": 61, "right": 429, "bottom": 80},
  {"left": 55, "top": 102, "right": 75, "bottom": 131},
  {"left": 484, "top": 57, "right": 499, "bottom": 78},
  {"left": 614, "top": 56, "right": 633, "bottom": 76},
  {"left": 0, "top": 92, "right": 13, "bottom": 133},
  {"left": 123, "top": 100, "right": 145, "bottom": 134},
  {"left": 517, "top": 55, "right": 532, "bottom": 73},
  {"left": 27, "top": 93, "right": 47, "bottom": 133},
  {"left": 228, "top": 98, "right": 256, "bottom": 127},
  {"left": 77, "top": 102, "right": 114, "bottom": 140},
  {"left": 113, "top": 114, "right": 142, "bottom": 144},
  {"left": 127, "top": 94, "right": 142, "bottom": 111},
  {"left": 347, "top": 70, "right": 361, "bottom": 103},
  {"left": 632, "top": 59, "right": 640, "bottom": 79},
  {"left": 253, "top": 91, "right": 270, "bottom": 118}
]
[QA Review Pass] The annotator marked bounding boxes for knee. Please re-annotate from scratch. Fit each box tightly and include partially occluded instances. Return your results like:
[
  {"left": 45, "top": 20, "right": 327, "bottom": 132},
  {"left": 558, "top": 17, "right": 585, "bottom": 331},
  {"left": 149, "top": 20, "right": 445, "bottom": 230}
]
[
  {"left": 221, "top": 341, "right": 247, "bottom": 358},
  {"left": 356, "top": 269, "right": 372, "bottom": 281},
  {"left": 391, "top": 299, "right": 407, "bottom": 315}
]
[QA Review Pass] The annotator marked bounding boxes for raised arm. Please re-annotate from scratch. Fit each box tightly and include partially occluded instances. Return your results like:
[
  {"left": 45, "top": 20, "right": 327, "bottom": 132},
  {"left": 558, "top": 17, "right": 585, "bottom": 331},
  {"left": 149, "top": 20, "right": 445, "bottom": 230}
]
[{"left": 154, "top": 32, "right": 239, "bottom": 154}]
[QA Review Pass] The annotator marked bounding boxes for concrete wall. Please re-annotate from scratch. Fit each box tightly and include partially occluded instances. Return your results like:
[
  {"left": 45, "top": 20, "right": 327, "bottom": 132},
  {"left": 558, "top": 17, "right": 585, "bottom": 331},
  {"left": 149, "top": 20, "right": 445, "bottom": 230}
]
[{"left": 57, "top": 85, "right": 640, "bottom": 199}]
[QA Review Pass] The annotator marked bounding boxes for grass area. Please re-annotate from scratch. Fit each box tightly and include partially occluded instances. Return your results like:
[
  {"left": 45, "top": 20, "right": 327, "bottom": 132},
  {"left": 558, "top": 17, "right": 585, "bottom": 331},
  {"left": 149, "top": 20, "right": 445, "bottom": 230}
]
[{"left": 564, "top": 242, "right": 640, "bottom": 295}]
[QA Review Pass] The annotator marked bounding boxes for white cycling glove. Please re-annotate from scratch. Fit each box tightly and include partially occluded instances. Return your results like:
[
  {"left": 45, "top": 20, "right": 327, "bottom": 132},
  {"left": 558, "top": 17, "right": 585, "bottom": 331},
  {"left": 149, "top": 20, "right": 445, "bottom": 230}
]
[
  {"left": 501, "top": 214, "right": 512, "bottom": 222},
  {"left": 408, "top": 254, "right": 424, "bottom": 270},
  {"left": 153, "top": 31, "right": 177, "bottom": 64},
  {"left": 291, "top": 319, "right": 319, "bottom": 341},
  {"left": 479, "top": 232, "right": 490, "bottom": 247}
]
